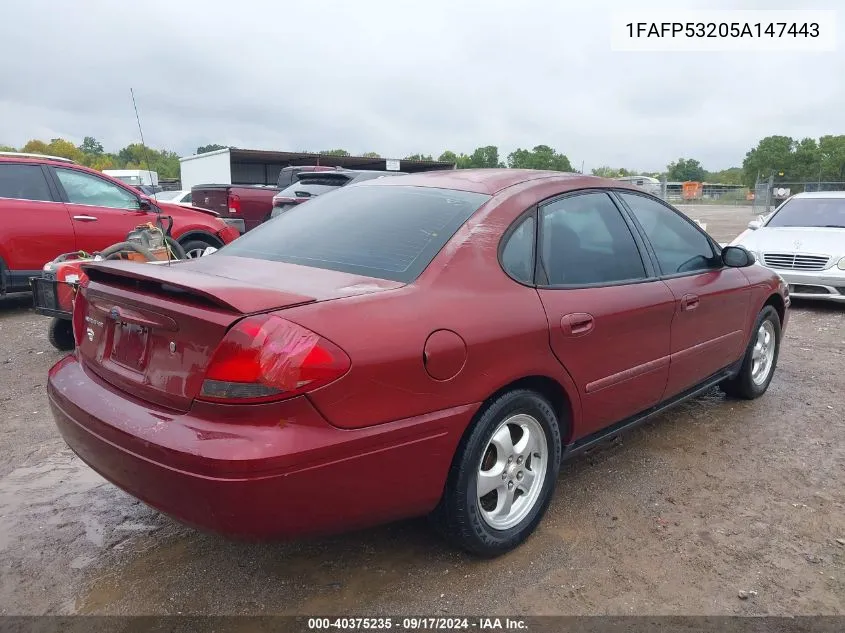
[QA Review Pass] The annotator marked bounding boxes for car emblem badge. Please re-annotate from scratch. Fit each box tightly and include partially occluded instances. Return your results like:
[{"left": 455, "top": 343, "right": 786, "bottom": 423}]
[
  {"left": 169, "top": 341, "right": 177, "bottom": 353},
  {"left": 110, "top": 307, "right": 120, "bottom": 321},
  {"left": 86, "top": 327, "right": 94, "bottom": 342},
  {"left": 793, "top": 240, "right": 801, "bottom": 250}
]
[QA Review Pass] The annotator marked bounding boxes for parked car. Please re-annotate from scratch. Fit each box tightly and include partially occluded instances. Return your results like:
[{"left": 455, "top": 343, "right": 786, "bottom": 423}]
[
  {"left": 731, "top": 191, "right": 845, "bottom": 302},
  {"left": 190, "top": 184, "right": 280, "bottom": 233},
  {"left": 276, "top": 165, "right": 335, "bottom": 189},
  {"left": 0, "top": 153, "right": 241, "bottom": 294},
  {"left": 190, "top": 167, "right": 338, "bottom": 234},
  {"left": 153, "top": 190, "right": 193, "bottom": 205},
  {"left": 270, "top": 169, "right": 405, "bottom": 217},
  {"left": 48, "top": 169, "right": 789, "bottom": 556}
]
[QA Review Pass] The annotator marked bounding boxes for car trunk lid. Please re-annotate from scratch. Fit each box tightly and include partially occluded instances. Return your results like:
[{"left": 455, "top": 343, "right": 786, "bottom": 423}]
[{"left": 74, "top": 259, "right": 400, "bottom": 411}]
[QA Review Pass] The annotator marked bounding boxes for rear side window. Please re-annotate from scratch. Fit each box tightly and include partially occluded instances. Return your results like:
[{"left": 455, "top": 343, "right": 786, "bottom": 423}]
[
  {"left": 501, "top": 215, "right": 536, "bottom": 284},
  {"left": 540, "top": 192, "right": 646, "bottom": 286},
  {"left": 220, "top": 185, "right": 490, "bottom": 282},
  {"left": 0, "top": 164, "right": 52, "bottom": 202}
]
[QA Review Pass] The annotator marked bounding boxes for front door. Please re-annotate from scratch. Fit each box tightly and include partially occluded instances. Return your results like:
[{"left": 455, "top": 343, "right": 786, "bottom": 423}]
[
  {"left": 616, "top": 191, "right": 751, "bottom": 398},
  {"left": 0, "top": 163, "right": 76, "bottom": 282},
  {"left": 50, "top": 167, "right": 149, "bottom": 254},
  {"left": 535, "top": 191, "right": 675, "bottom": 438}
]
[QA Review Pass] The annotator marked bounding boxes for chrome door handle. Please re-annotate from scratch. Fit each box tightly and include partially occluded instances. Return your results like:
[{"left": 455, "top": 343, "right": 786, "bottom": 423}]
[{"left": 72, "top": 215, "right": 98, "bottom": 222}]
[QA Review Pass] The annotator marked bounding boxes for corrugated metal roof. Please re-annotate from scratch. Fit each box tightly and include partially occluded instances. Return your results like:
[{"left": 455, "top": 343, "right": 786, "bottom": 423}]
[{"left": 225, "top": 148, "right": 455, "bottom": 172}]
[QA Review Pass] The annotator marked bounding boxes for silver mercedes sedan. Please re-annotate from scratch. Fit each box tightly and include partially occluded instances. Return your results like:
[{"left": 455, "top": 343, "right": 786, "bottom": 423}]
[{"left": 730, "top": 191, "right": 845, "bottom": 303}]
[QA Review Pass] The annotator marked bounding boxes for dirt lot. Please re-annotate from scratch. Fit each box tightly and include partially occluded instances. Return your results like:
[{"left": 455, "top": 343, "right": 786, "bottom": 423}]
[{"left": 1, "top": 205, "right": 843, "bottom": 616}]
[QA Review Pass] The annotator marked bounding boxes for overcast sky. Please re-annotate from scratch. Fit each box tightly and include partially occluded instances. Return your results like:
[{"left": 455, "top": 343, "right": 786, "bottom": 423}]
[{"left": 0, "top": 0, "right": 841, "bottom": 172}]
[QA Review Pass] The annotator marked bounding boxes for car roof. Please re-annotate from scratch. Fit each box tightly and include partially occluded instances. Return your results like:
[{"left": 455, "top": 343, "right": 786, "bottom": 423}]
[
  {"left": 0, "top": 153, "right": 77, "bottom": 166},
  {"left": 790, "top": 191, "right": 845, "bottom": 199},
  {"left": 361, "top": 168, "right": 619, "bottom": 195}
]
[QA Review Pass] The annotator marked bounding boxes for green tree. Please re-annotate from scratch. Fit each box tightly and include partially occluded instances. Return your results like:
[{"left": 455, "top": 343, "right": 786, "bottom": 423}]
[
  {"left": 591, "top": 166, "right": 636, "bottom": 178},
  {"left": 404, "top": 153, "right": 433, "bottom": 161},
  {"left": 438, "top": 150, "right": 472, "bottom": 168},
  {"left": 467, "top": 145, "right": 502, "bottom": 168},
  {"left": 196, "top": 144, "right": 227, "bottom": 154},
  {"left": 79, "top": 136, "right": 104, "bottom": 156},
  {"left": 741, "top": 135, "right": 794, "bottom": 186},
  {"left": 818, "top": 134, "right": 845, "bottom": 181},
  {"left": 666, "top": 157, "right": 707, "bottom": 182},
  {"left": 319, "top": 149, "right": 350, "bottom": 157},
  {"left": 0, "top": 144, "right": 16, "bottom": 152},
  {"left": 21, "top": 139, "right": 50, "bottom": 155},
  {"left": 361, "top": 151, "right": 381, "bottom": 158},
  {"left": 507, "top": 145, "right": 572, "bottom": 171},
  {"left": 706, "top": 167, "right": 744, "bottom": 184}
]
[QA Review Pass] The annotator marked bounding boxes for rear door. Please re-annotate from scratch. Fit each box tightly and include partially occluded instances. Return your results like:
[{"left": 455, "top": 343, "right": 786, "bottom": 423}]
[
  {"left": 615, "top": 191, "right": 750, "bottom": 398},
  {"left": 49, "top": 167, "right": 149, "bottom": 253},
  {"left": 0, "top": 162, "right": 75, "bottom": 284},
  {"left": 535, "top": 191, "right": 676, "bottom": 437}
]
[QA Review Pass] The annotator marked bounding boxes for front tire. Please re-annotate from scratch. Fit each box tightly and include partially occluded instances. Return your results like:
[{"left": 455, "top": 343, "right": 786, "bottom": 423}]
[
  {"left": 179, "top": 239, "right": 213, "bottom": 259},
  {"left": 430, "top": 390, "right": 562, "bottom": 557},
  {"left": 720, "top": 305, "right": 781, "bottom": 399}
]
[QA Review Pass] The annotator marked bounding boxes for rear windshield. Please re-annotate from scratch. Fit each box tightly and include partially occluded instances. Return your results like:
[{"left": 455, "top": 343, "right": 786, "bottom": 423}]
[
  {"left": 220, "top": 185, "right": 490, "bottom": 282},
  {"left": 768, "top": 197, "right": 845, "bottom": 228}
]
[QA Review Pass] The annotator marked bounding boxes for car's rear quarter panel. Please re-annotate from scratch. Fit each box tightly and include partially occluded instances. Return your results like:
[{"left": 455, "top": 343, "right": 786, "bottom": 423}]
[{"left": 283, "top": 179, "right": 587, "bottom": 435}]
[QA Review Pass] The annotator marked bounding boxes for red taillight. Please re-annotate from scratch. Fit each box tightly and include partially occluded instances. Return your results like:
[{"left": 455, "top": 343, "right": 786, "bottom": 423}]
[
  {"left": 227, "top": 193, "right": 241, "bottom": 215},
  {"left": 198, "top": 315, "right": 350, "bottom": 404}
]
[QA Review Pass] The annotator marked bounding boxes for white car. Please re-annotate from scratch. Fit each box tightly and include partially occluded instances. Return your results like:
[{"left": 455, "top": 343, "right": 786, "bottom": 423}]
[
  {"left": 153, "top": 190, "right": 192, "bottom": 205},
  {"left": 730, "top": 191, "right": 845, "bottom": 302}
]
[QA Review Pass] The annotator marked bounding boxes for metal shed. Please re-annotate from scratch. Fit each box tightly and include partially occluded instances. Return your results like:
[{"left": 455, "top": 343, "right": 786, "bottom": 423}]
[{"left": 179, "top": 148, "right": 455, "bottom": 190}]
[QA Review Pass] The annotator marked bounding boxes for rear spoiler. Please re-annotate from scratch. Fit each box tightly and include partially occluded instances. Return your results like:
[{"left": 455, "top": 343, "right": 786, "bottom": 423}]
[{"left": 81, "top": 260, "right": 315, "bottom": 314}]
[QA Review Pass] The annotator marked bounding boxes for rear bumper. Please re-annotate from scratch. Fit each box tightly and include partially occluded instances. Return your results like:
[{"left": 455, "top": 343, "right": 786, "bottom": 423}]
[
  {"left": 775, "top": 268, "right": 845, "bottom": 303},
  {"left": 221, "top": 218, "right": 245, "bottom": 235},
  {"left": 48, "top": 354, "right": 477, "bottom": 539}
]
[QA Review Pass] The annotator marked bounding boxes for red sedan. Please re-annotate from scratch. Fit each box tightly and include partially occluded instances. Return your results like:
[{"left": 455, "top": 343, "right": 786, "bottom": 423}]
[{"left": 47, "top": 169, "right": 789, "bottom": 556}]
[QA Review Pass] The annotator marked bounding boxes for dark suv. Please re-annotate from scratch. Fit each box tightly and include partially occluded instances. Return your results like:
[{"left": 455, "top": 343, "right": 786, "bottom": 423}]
[{"left": 270, "top": 169, "right": 404, "bottom": 217}]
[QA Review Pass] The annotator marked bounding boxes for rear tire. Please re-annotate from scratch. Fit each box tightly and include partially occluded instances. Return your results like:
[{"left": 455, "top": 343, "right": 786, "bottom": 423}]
[
  {"left": 48, "top": 317, "right": 75, "bottom": 351},
  {"left": 429, "top": 389, "right": 562, "bottom": 557},
  {"left": 720, "top": 306, "right": 781, "bottom": 399}
]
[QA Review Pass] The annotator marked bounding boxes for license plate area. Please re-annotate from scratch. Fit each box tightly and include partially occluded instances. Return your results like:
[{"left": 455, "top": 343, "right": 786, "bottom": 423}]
[{"left": 110, "top": 322, "right": 150, "bottom": 371}]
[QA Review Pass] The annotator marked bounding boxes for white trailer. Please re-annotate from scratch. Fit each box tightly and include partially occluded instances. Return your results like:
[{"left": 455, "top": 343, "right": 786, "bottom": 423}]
[
  {"left": 179, "top": 148, "right": 233, "bottom": 190},
  {"left": 103, "top": 169, "right": 159, "bottom": 187}
]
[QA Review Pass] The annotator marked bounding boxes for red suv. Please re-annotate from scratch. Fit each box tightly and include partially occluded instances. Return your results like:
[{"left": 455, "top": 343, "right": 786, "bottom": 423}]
[{"left": 0, "top": 153, "right": 240, "bottom": 294}]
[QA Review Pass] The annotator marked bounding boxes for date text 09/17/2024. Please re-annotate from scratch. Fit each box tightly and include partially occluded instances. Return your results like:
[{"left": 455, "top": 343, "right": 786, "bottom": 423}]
[{"left": 306, "top": 617, "right": 528, "bottom": 630}]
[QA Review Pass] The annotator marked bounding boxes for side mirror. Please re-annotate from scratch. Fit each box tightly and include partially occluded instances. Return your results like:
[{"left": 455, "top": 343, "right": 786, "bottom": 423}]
[
  {"left": 747, "top": 218, "right": 763, "bottom": 230},
  {"left": 138, "top": 197, "right": 158, "bottom": 213},
  {"left": 722, "top": 245, "right": 755, "bottom": 268}
]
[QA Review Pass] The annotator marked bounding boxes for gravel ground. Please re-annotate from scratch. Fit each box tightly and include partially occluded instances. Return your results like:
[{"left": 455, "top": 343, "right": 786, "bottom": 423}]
[{"left": 1, "top": 205, "right": 843, "bottom": 616}]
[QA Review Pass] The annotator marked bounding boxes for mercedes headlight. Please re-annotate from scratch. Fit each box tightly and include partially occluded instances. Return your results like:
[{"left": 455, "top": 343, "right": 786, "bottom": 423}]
[{"left": 837, "top": 256, "right": 845, "bottom": 270}]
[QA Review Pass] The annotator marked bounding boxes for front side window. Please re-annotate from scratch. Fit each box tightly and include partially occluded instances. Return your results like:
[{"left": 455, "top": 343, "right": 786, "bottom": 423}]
[
  {"left": 501, "top": 215, "right": 536, "bottom": 284},
  {"left": 540, "top": 192, "right": 647, "bottom": 286},
  {"left": 55, "top": 169, "right": 140, "bottom": 209},
  {"left": 618, "top": 191, "right": 719, "bottom": 275},
  {"left": 0, "top": 164, "right": 52, "bottom": 202}
]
